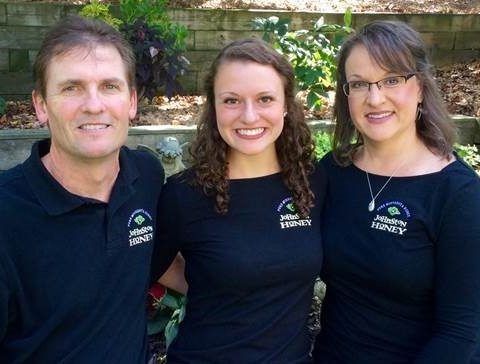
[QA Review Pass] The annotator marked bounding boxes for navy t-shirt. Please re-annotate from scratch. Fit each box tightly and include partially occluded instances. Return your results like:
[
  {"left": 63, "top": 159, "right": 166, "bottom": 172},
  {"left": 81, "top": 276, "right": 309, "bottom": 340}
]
[
  {"left": 314, "top": 152, "right": 480, "bottom": 364},
  {"left": 152, "top": 165, "right": 326, "bottom": 363}
]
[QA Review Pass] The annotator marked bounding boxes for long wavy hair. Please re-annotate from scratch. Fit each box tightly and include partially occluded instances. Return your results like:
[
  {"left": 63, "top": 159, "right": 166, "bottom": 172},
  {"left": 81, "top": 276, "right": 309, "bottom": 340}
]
[
  {"left": 333, "top": 20, "right": 456, "bottom": 165},
  {"left": 189, "top": 38, "right": 315, "bottom": 216}
]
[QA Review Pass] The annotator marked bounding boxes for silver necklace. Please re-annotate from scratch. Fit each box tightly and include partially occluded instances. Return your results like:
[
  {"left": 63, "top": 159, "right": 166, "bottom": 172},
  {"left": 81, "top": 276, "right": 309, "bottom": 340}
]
[{"left": 365, "top": 163, "right": 403, "bottom": 212}]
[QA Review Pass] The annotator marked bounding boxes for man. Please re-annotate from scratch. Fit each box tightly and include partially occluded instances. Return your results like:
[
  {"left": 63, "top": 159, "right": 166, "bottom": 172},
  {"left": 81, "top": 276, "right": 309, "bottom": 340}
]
[{"left": 0, "top": 15, "right": 165, "bottom": 362}]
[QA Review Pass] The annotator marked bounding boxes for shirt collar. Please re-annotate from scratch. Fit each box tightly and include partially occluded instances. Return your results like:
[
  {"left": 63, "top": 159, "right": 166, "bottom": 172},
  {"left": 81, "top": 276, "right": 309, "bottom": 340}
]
[{"left": 23, "top": 139, "right": 139, "bottom": 216}]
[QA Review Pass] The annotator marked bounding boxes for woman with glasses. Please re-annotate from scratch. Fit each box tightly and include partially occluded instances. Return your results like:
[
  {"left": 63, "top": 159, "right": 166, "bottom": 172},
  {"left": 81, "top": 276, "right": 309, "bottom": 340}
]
[{"left": 313, "top": 20, "right": 480, "bottom": 363}]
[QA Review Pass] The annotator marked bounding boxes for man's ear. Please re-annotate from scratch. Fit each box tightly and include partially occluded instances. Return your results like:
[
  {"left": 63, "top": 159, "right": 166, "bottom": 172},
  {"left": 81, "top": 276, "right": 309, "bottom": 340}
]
[
  {"left": 32, "top": 90, "right": 48, "bottom": 126},
  {"left": 129, "top": 88, "right": 138, "bottom": 121}
]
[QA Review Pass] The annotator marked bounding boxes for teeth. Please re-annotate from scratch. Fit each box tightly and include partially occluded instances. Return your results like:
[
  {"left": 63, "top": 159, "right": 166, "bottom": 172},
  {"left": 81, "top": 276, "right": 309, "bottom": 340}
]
[
  {"left": 237, "top": 128, "right": 264, "bottom": 136},
  {"left": 80, "top": 124, "right": 108, "bottom": 130},
  {"left": 367, "top": 112, "right": 391, "bottom": 119}
]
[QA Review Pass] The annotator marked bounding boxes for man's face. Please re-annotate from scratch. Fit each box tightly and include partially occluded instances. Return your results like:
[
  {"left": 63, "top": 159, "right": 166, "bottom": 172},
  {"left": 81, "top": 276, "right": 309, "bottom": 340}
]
[{"left": 32, "top": 45, "right": 137, "bottom": 163}]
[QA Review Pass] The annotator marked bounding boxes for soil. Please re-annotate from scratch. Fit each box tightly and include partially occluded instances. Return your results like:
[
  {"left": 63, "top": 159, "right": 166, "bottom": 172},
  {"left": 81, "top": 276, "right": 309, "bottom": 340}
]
[
  {"left": 167, "top": 0, "right": 480, "bottom": 14},
  {"left": 1, "top": 0, "right": 479, "bottom": 129}
]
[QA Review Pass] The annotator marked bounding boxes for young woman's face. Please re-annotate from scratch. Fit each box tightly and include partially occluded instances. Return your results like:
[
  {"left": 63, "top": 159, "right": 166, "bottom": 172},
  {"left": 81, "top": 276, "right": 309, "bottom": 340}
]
[
  {"left": 214, "top": 60, "right": 286, "bottom": 162},
  {"left": 344, "top": 44, "right": 423, "bottom": 147}
]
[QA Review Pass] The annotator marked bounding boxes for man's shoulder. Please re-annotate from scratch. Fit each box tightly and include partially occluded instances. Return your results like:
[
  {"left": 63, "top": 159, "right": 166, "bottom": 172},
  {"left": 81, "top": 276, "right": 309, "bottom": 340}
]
[
  {"left": 121, "top": 146, "right": 165, "bottom": 180},
  {"left": 0, "top": 162, "right": 25, "bottom": 190},
  {"left": 0, "top": 163, "right": 31, "bottom": 218}
]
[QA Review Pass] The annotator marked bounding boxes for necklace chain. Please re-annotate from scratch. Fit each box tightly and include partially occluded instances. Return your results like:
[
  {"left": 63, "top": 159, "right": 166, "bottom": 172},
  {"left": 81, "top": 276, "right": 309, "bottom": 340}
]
[{"left": 365, "top": 163, "right": 404, "bottom": 212}]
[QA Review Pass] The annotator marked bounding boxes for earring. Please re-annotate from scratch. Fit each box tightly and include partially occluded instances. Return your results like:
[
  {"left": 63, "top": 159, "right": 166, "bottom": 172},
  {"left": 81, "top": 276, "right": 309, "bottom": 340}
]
[
  {"left": 416, "top": 103, "right": 423, "bottom": 121},
  {"left": 283, "top": 111, "right": 287, "bottom": 117}
]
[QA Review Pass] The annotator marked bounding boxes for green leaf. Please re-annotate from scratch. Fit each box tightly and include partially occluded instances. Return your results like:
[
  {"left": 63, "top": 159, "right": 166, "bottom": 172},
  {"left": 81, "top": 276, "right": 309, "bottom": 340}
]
[
  {"left": 165, "top": 319, "right": 179, "bottom": 348},
  {"left": 344, "top": 7, "right": 352, "bottom": 27},
  {"left": 147, "top": 314, "right": 170, "bottom": 335}
]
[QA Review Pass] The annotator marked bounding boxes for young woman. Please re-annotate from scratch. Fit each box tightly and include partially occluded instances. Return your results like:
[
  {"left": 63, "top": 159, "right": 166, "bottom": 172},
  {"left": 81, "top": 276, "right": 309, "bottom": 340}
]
[
  {"left": 151, "top": 38, "right": 325, "bottom": 363},
  {"left": 313, "top": 20, "right": 480, "bottom": 364}
]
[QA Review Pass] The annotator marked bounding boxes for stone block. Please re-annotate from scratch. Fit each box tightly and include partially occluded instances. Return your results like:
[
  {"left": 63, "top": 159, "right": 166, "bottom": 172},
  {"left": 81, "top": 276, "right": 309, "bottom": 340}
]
[
  {"left": 0, "top": 4, "right": 6, "bottom": 25},
  {"left": 194, "top": 30, "right": 262, "bottom": 50},
  {"left": 0, "top": 49, "right": 8, "bottom": 71},
  {"left": 351, "top": 13, "right": 407, "bottom": 29},
  {"left": 6, "top": 3, "right": 63, "bottom": 26},
  {"left": 452, "top": 15, "right": 480, "bottom": 32},
  {"left": 184, "top": 50, "right": 217, "bottom": 72},
  {"left": 455, "top": 32, "right": 480, "bottom": 50},
  {"left": 407, "top": 14, "right": 453, "bottom": 32},
  {"left": 0, "top": 26, "right": 49, "bottom": 49},
  {"left": 0, "top": 71, "right": 34, "bottom": 97},
  {"left": 452, "top": 115, "right": 480, "bottom": 145},
  {"left": 421, "top": 32, "right": 455, "bottom": 50},
  {"left": 9, "top": 49, "right": 30, "bottom": 72},
  {"left": 170, "top": 8, "right": 266, "bottom": 31}
]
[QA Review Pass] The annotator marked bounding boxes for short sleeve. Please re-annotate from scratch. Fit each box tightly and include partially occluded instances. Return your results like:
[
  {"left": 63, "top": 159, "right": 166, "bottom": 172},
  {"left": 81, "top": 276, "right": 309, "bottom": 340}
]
[{"left": 150, "top": 178, "right": 184, "bottom": 285}]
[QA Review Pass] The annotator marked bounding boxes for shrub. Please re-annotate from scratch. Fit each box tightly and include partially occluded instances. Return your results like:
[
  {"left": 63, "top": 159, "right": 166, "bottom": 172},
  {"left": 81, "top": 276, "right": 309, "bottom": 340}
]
[
  {"left": 254, "top": 10, "right": 353, "bottom": 110},
  {"left": 313, "top": 131, "right": 332, "bottom": 160},
  {"left": 455, "top": 143, "right": 480, "bottom": 174},
  {"left": 79, "top": 0, "right": 123, "bottom": 29},
  {"left": 81, "top": 0, "right": 189, "bottom": 100}
]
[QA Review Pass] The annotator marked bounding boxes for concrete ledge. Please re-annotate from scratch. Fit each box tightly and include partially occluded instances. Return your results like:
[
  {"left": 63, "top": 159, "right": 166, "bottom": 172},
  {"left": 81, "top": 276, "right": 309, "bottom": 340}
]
[{"left": 0, "top": 117, "right": 477, "bottom": 171}]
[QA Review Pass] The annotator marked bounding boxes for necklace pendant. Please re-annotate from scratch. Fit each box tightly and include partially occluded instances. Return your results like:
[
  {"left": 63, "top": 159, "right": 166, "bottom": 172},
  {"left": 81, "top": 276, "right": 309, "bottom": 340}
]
[{"left": 368, "top": 199, "right": 375, "bottom": 212}]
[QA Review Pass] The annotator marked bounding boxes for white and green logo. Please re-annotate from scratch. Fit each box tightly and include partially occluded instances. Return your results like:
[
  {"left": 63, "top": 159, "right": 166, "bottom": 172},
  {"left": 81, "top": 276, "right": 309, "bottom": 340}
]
[
  {"left": 370, "top": 201, "right": 410, "bottom": 236},
  {"left": 128, "top": 209, "right": 154, "bottom": 247},
  {"left": 276, "top": 197, "right": 311, "bottom": 230}
]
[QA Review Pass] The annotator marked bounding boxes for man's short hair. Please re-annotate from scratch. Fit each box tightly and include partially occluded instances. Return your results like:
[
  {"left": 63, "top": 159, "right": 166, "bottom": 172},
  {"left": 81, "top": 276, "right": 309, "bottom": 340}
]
[{"left": 33, "top": 15, "right": 136, "bottom": 98}]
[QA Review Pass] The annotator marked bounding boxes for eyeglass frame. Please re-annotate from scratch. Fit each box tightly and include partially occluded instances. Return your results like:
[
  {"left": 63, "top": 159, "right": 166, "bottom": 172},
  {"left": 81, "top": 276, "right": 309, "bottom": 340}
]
[{"left": 342, "top": 73, "right": 417, "bottom": 97}]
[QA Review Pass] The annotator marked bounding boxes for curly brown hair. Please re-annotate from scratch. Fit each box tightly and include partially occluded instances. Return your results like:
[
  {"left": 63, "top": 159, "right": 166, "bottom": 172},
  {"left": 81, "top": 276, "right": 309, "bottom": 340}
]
[
  {"left": 333, "top": 20, "right": 455, "bottom": 165},
  {"left": 189, "top": 38, "right": 315, "bottom": 217}
]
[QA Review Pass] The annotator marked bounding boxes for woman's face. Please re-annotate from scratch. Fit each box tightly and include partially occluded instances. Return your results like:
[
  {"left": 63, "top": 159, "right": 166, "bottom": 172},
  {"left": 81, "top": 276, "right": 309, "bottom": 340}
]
[
  {"left": 214, "top": 60, "right": 286, "bottom": 163},
  {"left": 344, "top": 44, "right": 423, "bottom": 147}
]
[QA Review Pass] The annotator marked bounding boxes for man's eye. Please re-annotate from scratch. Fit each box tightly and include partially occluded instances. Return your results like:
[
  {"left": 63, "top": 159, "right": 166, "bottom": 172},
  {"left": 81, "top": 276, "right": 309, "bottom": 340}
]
[
  {"left": 63, "top": 85, "right": 79, "bottom": 92},
  {"left": 383, "top": 77, "right": 401, "bottom": 86},
  {"left": 350, "top": 81, "right": 368, "bottom": 90},
  {"left": 104, "top": 84, "right": 120, "bottom": 91}
]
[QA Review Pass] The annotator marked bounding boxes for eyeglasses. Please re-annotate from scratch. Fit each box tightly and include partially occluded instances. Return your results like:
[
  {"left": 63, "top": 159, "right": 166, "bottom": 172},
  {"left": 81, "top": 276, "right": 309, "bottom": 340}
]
[{"left": 342, "top": 74, "right": 416, "bottom": 97}]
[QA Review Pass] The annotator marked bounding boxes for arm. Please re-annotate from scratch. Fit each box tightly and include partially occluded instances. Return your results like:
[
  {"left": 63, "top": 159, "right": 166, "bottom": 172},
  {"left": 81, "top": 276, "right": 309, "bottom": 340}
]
[
  {"left": 158, "top": 253, "right": 187, "bottom": 295},
  {"left": 0, "top": 262, "right": 9, "bottom": 343},
  {"left": 414, "top": 180, "right": 480, "bottom": 363},
  {"left": 150, "top": 180, "right": 183, "bottom": 286}
]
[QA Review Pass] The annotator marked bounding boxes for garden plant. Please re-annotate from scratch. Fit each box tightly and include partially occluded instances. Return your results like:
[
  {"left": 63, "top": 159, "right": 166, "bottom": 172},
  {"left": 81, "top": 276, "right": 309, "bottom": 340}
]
[
  {"left": 253, "top": 10, "right": 353, "bottom": 111},
  {"left": 80, "top": 0, "right": 189, "bottom": 100}
]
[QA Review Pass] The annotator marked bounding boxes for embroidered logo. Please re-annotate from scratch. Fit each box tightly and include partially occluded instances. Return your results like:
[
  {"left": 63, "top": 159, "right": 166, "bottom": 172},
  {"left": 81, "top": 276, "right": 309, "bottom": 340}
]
[
  {"left": 128, "top": 209, "right": 154, "bottom": 247},
  {"left": 277, "top": 197, "right": 312, "bottom": 229},
  {"left": 370, "top": 201, "right": 410, "bottom": 236}
]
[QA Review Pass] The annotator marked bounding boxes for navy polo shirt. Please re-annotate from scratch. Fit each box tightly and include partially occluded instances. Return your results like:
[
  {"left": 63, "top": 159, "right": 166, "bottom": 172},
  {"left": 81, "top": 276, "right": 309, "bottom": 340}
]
[{"left": 0, "top": 139, "right": 164, "bottom": 363}]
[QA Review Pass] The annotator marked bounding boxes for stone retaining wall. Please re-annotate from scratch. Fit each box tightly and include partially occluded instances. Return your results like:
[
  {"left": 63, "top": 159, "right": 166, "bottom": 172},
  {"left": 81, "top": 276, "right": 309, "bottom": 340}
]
[
  {"left": 0, "top": 3, "right": 479, "bottom": 98},
  {"left": 1, "top": 116, "right": 478, "bottom": 172}
]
